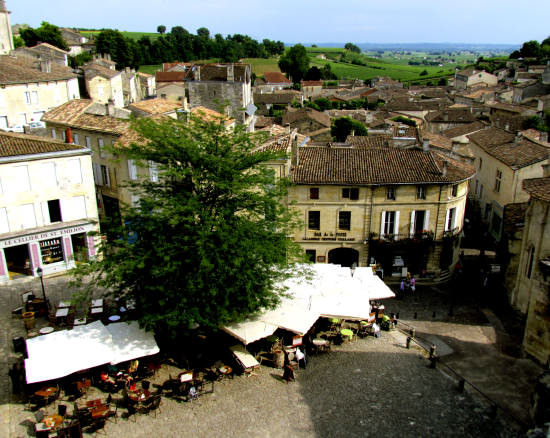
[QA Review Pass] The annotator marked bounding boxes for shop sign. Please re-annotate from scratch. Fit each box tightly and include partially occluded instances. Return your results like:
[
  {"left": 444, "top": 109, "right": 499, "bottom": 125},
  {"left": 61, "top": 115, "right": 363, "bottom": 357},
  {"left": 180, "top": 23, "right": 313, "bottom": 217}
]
[
  {"left": 304, "top": 231, "right": 355, "bottom": 242},
  {"left": 0, "top": 225, "right": 90, "bottom": 248}
]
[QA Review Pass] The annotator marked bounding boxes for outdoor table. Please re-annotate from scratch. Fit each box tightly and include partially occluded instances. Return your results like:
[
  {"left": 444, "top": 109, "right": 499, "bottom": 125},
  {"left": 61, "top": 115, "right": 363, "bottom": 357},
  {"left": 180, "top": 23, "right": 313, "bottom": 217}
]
[
  {"left": 108, "top": 315, "right": 121, "bottom": 322},
  {"left": 128, "top": 389, "right": 151, "bottom": 403},
  {"left": 312, "top": 338, "right": 329, "bottom": 346},
  {"left": 39, "top": 326, "right": 54, "bottom": 335},
  {"left": 35, "top": 414, "right": 62, "bottom": 432},
  {"left": 91, "top": 307, "right": 103, "bottom": 315},
  {"left": 55, "top": 308, "right": 69, "bottom": 318},
  {"left": 178, "top": 371, "right": 193, "bottom": 383},
  {"left": 73, "top": 317, "right": 86, "bottom": 326},
  {"left": 58, "top": 300, "right": 72, "bottom": 308},
  {"left": 340, "top": 328, "right": 354, "bottom": 342},
  {"left": 34, "top": 386, "right": 57, "bottom": 398},
  {"left": 86, "top": 399, "right": 102, "bottom": 408},
  {"left": 91, "top": 299, "right": 103, "bottom": 308},
  {"left": 90, "top": 404, "right": 110, "bottom": 419}
]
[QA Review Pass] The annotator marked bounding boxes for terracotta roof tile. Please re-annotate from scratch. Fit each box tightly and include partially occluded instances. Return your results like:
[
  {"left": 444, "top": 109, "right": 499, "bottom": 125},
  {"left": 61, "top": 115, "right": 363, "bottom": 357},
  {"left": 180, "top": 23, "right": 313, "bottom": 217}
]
[
  {"left": 346, "top": 135, "right": 393, "bottom": 148},
  {"left": 263, "top": 72, "right": 291, "bottom": 84},
  {"left": 128, "top": 98, "right": 183, "bottom": 115},
  {"left": 0, "top": 131, "right": 87, "bottom": 158},
  {"left": 442, "top": 121, "right": 487, "bottom": 138},
  {"left": 82, "top": 62, "right": 121, "bottom": 79},
  {"left": 425, "top": 108, "right": 478, "bottom": 123},
  {"left": 0, "top": 54, "right": 76, "bottom": 84},
  {"left": 468, "top": 128, "right": 550, "bottom": 169},
  {"left": 253, "top": 93, "right": 297, "bottom": 104},
  {"left": 155, "top": 71, "right": 187, "bottom": 82},
  {"left": 503, "top": 202, "right": 528, "bottom": 232},
  {"left": 523, "top": 177, "right": 550, "bottom": 202},
  {"left": 282, "top": 108, "right": 330, "bottom": 128},
  {"left": 301, "top": 81, "right": 323, "bottom": 87},
  {"left": 292, "top": 147, "right": 474, "bottom": 185}
]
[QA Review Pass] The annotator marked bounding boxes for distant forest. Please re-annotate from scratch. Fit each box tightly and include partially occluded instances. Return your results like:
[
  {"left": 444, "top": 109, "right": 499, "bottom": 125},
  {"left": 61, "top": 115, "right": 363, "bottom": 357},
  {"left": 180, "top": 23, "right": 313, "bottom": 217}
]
[{"left": 94, "top": 27, "right": 285, "bottom": 69}]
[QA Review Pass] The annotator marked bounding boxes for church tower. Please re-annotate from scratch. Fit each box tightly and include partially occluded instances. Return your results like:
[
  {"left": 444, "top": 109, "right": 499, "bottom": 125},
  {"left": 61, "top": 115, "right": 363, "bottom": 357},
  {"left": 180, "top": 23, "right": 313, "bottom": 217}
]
[{"left": 0, "top": 0, "right": 14, "bottom": 55}]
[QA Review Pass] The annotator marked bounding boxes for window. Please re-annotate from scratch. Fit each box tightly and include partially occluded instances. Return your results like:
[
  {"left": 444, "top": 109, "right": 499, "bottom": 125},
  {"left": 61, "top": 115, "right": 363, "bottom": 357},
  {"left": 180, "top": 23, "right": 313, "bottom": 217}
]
[
  {"left": 308, "top": 211, "right": 320, "bottom": 230},
  {"left": 13, "top": 166, "right": 30, "bottom": 192},
  {"left": 149, "top": 161, "right": 158, "bottom": 182},
  {"left": 61, "top": 130, "right": 66, "bottom": 141},
  {"left": 67, "top": 159, "right": 82, "bottom": 184},
  {"left": 484, "top": 203, "right": 492, "bottom": 220},
  {"left": 40, "top": 238, "right": 64, "bottom": 264},
  {"left": 381, "top": 211, "right": 397, "bottom": 236},
  {"left": 47, "top": 199, "right": 62, "bottom": 223},
  {"left": 478, "top": 158, "right": 482, "bottom": 170},
  {"left": 92, "top": 163, "right": 102, "bottom": 185},
  {"left": 20, "top": 203, "right": 37, "bottom": 229},
  {"left": 416, "top": 186, "right": 426, "bottom": 200},
  {"left": 338, "top": 211, "right": 351, "bottom": 230},
  {"left": 526, "top": 246, "right": 535, "bottom": 279},
  {"left": 98, "top": 138, "right": 105, "bottom": 158},
  {"left": 494, "top": 170, "right": 502, "bottom": 193},
  {"left": 31, "top": 91, "right": 39, "bottom": 105},
  {"left": 309, "top": 187, "right": 319, "bottom": 199},
  {"left": 51, "top": 129, "right": 56, "bottom": 139},
  {"left": 305, "top": 249, "right": 316, "bottom": 263},
  {"left": 342, "top": 188, "right": 359, "bottom": 200},
  {"left": 85, "top": 136, "right": 91, "bottom": 148},
  {"left": 0, "top": 207, "right": 9, "bottom": 233},
  {"left": 386, "top": 187, "right": 395, "bottom": 200},
  {"left": 451, "top": 184, "right": 458, "bottom": 197},
  {"left": 73, "top": 133, "right": 79, "bottom": 145},
  {"left": 64, "top": 196, "right": 87, "bottom": 221},
  {"left": 480, "top": 184, "right": 484, "bottom": 200},
  {"left": 101, "top": 165, "right": 111, "bottom": 187},
  {"left": 491, "top": 212, "right": 502, "bottom": 235},
  {"left": 24, "top": 92, "right": 31, "bottom": 104},
  {"left": 445, "top": 207, "right": 456, "bottom": 231},
  {"left": 128, "top": 160, "right": 138, "bottom": 180},
  {"left": 41, "top": 162, "right": 57, "bottom": 188},
  {"left": 410, "top": 210, "right": 429, "bottom": 236}
]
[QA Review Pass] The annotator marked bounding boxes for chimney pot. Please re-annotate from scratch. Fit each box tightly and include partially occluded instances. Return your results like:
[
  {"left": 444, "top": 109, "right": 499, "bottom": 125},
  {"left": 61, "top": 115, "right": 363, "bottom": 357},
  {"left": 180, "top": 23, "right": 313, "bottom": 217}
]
[
  {"left": 291, "top": 136, "right": 299, "bottom": 167},
  {"left": 422, "top": 138, "right": 430, "bottom": 152}
]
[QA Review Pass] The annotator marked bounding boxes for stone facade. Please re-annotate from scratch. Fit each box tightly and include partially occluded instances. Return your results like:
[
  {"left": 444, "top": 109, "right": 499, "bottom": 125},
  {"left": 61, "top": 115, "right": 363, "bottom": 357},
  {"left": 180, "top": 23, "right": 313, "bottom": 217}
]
[{"left": 0, "top": 0, "right": 13, "bottom": 55}]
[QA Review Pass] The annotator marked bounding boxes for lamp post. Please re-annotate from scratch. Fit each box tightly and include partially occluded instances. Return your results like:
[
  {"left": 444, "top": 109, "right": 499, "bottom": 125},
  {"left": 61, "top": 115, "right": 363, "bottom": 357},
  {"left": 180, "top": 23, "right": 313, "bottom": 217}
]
[{"left": 36, "top": 267, "right": 48, "bottom": 311}]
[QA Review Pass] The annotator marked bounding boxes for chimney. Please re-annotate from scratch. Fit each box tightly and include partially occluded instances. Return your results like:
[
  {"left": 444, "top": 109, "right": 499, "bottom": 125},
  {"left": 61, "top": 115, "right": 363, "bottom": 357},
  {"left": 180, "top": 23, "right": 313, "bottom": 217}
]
[
  {"left": 285, "top": 123, "right": 291, "bottom": 134},
  {"left": 422, "top": 138, "right": 430, "bottom": 152},
  {"left": 39, "top": 59, "right": 51, "bottom": 73},
  {"left": 195, "top": 66, "right": 200, "bottom": 81},
  {"left": 106, "top": 99, "right": 115, "bottom": 115},
  {"left": 442, "top": 160, "right": 448, "bottom": 177},
  {"left": 227, "top": 64, "right": 234, "bottom": 82},
  {"left": 65, "top": 127, "right": 72, "bottom": 144},
  {"left": 291, "top": 136, "right": 299, "bottom": 167}
]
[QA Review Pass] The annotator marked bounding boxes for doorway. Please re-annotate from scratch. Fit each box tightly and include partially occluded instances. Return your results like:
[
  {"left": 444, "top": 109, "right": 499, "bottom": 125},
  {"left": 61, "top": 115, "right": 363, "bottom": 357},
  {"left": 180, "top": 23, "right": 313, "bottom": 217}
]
[
  {"left": 328, "top": 248, "right": 359, "bottom": 268},
  {"left": 4, "top": 244, "right": 32, "bottom": 278}
]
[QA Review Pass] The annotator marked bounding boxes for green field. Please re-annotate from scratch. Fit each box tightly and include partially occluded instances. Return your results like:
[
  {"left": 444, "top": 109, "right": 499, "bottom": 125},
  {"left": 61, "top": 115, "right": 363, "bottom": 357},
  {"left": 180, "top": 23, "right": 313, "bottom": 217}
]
[
  {"left": 80, "top": 30, "right": 161, "bottom": 41},
  {"left": 241, "top": 58, "right": 281, "bottom": 75},
  {"left": 138, "top": 64, "right": 162, "bottom": 75}
]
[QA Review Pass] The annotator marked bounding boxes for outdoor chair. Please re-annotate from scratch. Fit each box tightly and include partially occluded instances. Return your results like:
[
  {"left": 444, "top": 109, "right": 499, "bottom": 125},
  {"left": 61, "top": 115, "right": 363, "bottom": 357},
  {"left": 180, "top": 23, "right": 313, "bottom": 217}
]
[
  {"left": 144, "top": 394, "right": 162, "bottom": 417},
  {"left": 58, "top": 404, "right": 67, "bottom": 418}
]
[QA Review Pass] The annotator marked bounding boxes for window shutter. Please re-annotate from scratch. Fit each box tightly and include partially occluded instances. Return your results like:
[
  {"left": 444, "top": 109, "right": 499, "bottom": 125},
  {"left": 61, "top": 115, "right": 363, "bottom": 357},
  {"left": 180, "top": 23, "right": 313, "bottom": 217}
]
[
  {"left": 452, "top": 207, "right": 457, "bottom": 230},
  {"left": 41, "top": 202, "right": 50, "bottom": 225},
  {"left": 424, "top": 210, "right": 430, "bottom": 231},
  {"left": 410, "top": 211, "right": 416, "bottom": 237},
  {"left": 394, "top": 211, "right": 400, "bottom": 240},
  {"left": 128, "top": 160, "right": 137, "bottom": 180},
  {"left": 104, "top": 168, "right": 111, "bottom": 187},
  {"left": 380, "top": 211, "right": 386, "bottom": 237},
  {"left": 93, "top": 164, "right": 102, "bottom": 185},
  {"left": 445, "top": 209, "right": 450, "bottom": 231}
]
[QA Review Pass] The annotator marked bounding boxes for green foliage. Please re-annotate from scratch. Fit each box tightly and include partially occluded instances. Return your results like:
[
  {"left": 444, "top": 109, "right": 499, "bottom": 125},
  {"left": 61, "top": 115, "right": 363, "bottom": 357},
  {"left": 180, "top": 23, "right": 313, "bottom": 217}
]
[
  {"left": 157, "top": 25, "right": 166, "bottom": 34},
  {"left": 73, "top": 114, "right": 304, "bottom": 337},
  {"left": 278, "top": 44, "right": 310, "bottom": 83},
  {"left": 524, "top": 111, "right": 550, "bottom": 132},
  {"left": 391, "top": 116, "right": 417, "bottom": 127},
  {"left": 344, "top": 43, "right": 361, "bottom": 54},
  {"left": 13, "top": 35, "right": 24, "bottom": 48},
  {"left": 20, "top": 21, "right": 68, "bottom": 51},
  {"left": 331, "top": 116, "right": 368, "bottom": 141},
  {"left": 437, "top": 77, "right": 448, "bottom": 86},
  {"left": 419, "top": 69, "right": 428, "bottom": 76},
  {"left": 304, "top": 66, "right": 321, "bottom": 81},
  {"left": 320, "top": 63, "right": 337, "bottom": 80},
  {"left": 312, "top": 97, "right": 332, "bottom": 111},
  {"left": 290, "top": 98, "right": 302, "bottom": 108},
  {"left": 69, "top": 51, "right": 93, "bottom": 68}
]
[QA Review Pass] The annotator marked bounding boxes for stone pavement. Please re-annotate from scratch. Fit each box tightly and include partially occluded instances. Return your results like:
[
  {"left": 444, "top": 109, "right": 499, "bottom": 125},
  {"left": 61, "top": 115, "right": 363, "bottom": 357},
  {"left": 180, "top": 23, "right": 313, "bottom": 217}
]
[
  {"left": 0, "top": 273, "right": 537, "bottom": 437},
  {"left": 380, "top": 284, "right": 543, "bottom": 429}
]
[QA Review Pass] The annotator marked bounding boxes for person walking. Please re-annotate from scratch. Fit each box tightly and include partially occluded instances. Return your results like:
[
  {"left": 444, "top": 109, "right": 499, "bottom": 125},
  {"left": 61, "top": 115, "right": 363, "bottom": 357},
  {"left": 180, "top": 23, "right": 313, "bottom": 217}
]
[
  {"left": 399, "top": 279, "right": 405, "bottom": 298},
  {"left": 410, "top": 275, "right": 416, "bottom": 293}
]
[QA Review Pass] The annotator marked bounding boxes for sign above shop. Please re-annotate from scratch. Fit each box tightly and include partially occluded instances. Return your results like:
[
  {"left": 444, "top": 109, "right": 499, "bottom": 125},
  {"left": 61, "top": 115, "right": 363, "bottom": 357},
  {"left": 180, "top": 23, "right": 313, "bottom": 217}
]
[{"left": 0, "top": 224, "right": 94, "bottom": 248}]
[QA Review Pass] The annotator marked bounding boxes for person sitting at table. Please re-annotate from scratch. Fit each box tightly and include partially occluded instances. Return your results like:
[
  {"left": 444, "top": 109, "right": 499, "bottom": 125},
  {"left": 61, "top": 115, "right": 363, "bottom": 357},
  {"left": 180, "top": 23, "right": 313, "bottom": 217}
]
[
  {"left": 128, "top": 360, "right": 139, "bottom": 374},
  {"left": 295, "top": 347, "right": 306, "bottom": 369}
]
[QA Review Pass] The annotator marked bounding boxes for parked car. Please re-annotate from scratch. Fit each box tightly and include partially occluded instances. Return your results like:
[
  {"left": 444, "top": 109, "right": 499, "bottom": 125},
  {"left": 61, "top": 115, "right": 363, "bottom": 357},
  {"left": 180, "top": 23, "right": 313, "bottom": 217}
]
[
  {"left": 28, "top": 121, "right": 46, "bottom": 129},
  {"left": 2, "top": 125, "right": 25, "bottom": 133}
]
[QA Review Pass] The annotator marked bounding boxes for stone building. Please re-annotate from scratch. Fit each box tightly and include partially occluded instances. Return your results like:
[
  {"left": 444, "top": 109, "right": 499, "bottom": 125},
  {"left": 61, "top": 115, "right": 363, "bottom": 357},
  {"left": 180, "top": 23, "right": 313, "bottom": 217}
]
[
  {"left": 0, "top": 0, "right": 13, "bottom": 55},
  {"left": 0, "top": 131, "right": 100, "bottom": 283},
  {"left": 259, "top": 135, "right": 475, "bottom": 279},
  {"left": 454, "top": 69, "right": 498, "bottom": 90},
  {"left": 467, "top": 127, "right": 550, "bottom": 241},
  {"left": 0, "top": 55, "right": 79, "bottom": 129},
  {"left": 512, "top": 175, "right": 550, "bottom": 364},
  {"left": 282, "top": 108, "right": 331, "bottom": 141}
]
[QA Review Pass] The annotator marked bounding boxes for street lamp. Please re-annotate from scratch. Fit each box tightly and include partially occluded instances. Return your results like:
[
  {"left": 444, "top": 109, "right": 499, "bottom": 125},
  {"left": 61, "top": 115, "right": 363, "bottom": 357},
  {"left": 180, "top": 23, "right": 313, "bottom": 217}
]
[{"left": 36, "top": 267, "right": 48, "bottom": 311}]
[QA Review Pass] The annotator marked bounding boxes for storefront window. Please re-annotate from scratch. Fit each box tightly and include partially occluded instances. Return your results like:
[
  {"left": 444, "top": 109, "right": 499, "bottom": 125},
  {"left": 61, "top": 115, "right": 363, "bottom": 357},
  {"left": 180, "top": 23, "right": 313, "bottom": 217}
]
[{"left": 40, "top": 238, "right": 64, "bottom": 264}]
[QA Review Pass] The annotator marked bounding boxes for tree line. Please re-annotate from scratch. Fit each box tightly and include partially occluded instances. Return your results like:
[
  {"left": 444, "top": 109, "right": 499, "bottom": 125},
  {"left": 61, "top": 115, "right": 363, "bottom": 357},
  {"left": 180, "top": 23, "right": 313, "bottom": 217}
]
[
  {"left": 17, "top": 22, "right": 285, "bottom": 70},
  {"left": 510, "top": 36, "right": 550, "bottom": 62}
]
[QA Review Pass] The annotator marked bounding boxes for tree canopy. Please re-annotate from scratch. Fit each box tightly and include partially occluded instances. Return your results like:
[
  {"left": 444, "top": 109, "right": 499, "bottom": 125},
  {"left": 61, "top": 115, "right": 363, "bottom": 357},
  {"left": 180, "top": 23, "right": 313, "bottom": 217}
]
[
  {"left": 278, "top": 44, "right": 310, "bottom": 83},
  {"left": 157, "top": 25, "right": 166, "bottom": 34},
  {"left": 74, "top": 114, "right": 304, "bottom": 337},
  {"left": 331, "top": 116, "right": 368, "bottom": 141},
  {"left": 20, "top": 21, "right": 68, "bottom": 51},
  {"left": 510, "top": 36, "right": 550, "bottom": 62},
  {"left": 344, "top": 43, "right": 361, "bottom": 54}
]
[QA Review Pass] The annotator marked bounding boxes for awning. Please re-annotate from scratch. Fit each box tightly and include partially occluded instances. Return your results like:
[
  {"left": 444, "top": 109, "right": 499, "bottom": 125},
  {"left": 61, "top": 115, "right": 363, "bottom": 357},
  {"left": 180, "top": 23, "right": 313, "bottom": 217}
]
[
  {"left": 24, "top": 320, "right": 159, "bottom": 384},
  {"left": 354, "top": 267, "right": 396, "bottom": 300},
  {"left": 106, "top": 321, "right": 160, "bottom": 365}
]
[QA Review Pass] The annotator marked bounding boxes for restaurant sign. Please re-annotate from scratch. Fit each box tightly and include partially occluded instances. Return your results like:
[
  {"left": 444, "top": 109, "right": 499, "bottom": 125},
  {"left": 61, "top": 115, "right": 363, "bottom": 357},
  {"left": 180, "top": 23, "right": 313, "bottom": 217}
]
[
  {"left": 0, "top": 225, "right": 92, "bottom": 248},
  {"left": 303, "top": 231, "right": 355, "bottom": 242}
]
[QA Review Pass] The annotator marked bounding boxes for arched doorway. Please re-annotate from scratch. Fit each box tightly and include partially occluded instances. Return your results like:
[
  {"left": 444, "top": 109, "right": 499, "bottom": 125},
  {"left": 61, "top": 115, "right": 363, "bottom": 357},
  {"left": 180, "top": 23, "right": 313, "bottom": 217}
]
[{"left": 328, "top": 248, "right": 359, "bottom": 268}]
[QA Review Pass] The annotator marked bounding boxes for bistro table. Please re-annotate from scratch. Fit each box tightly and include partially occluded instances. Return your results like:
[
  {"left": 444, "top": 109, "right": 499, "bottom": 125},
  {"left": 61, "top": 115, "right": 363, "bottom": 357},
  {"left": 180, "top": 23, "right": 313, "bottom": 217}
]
[
  {"left": 58, "top": 300, "right": 72, "bottom": 308},
  {"left": 340, "top": 328, "right": 354, "bottom": 342},
  {"left": 91, "top": 299, "right": 103, "bottom": 308},
  {"left": 33, "top": 386, "right": 58, "bottom": 405},
  {"left": 55, "top": 308, "right": 69, "bottom": 318},
  {"left": 73, "top": 317, "right": 86, "bottom": 326},
  {"left": 35, "top": 414, "right": 63, "bottom": 432},
  {"left": 90, "top": 404, "right": 110, "bottom": 419}
]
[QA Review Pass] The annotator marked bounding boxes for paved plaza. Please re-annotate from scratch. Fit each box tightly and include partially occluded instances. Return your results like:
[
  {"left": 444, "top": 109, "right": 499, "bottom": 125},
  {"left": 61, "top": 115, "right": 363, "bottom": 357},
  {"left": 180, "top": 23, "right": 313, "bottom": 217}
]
[{"left": 0, "top": 273, "right": 540, "bottom": 437}]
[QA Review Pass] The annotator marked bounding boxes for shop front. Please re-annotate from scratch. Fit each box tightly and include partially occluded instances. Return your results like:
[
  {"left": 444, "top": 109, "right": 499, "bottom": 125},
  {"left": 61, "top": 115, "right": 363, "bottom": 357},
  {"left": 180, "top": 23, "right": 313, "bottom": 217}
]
[{"left": 0, "top": 221, "right": 98, "bottom": 283}]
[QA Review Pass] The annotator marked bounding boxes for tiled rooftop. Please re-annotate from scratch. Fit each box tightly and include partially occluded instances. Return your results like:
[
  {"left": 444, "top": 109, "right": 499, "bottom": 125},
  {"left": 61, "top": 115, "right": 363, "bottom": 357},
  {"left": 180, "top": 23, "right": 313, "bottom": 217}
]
[
  {"left": 523, "top": 177, "right": 550, "bottom": 203},
  {"left": 292, "top": 147, "right": 474, "bottom": 185},
  {"left": 442, "top": 121, "right": 487, "bottom": 138},
  {"left": 263, "top": 72, "right": 291, "bottom": 84},
  {"left": 0, "top": 131, "right": 87, "bottom": 158},
  {"left": 129, "top": 98, "right": 183, "bottom": 115},
  {"left": 0, "top": 55, "right": 76, "bottom": 84}
]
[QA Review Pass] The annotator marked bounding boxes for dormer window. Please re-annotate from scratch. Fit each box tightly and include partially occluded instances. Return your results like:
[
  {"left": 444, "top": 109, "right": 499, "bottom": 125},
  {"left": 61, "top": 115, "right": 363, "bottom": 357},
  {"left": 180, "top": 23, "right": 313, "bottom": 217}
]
[
  {"left": 309, "top": 188, "right": 319, "bottom": 199},
  {"left": 387, "top": 187, "right": 395, "bottom": 200}
]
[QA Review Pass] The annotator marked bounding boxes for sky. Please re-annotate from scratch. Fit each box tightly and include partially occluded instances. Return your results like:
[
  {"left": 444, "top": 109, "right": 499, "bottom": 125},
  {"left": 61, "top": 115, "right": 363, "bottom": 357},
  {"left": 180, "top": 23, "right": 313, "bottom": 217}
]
[{"left": 8, "top": 0, "right": 550, "bottom": 45}]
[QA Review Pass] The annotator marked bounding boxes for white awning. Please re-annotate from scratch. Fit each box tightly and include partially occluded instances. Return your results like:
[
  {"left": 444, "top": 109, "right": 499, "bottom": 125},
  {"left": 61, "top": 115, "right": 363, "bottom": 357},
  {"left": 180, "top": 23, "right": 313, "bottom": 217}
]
[
  {"left": 24, "top": 320, "right": 159, "bottom": 384},
  {"left": 106, "top": 321, "right": 160, "bottom": 365},
  {"left": 354, "top": 267, "right": 396, "bottom": 300}
]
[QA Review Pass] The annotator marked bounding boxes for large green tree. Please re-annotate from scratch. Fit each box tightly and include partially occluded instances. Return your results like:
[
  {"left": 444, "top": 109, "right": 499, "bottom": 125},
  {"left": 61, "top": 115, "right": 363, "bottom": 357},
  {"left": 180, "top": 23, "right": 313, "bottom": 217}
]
[
  {"left": 278, "top": 44, "right": 310, "bottom": 83},
  {"left": 20, "top": 21, "right": 68, "bottom": 51},
  {"left": 74, "top": 114, "right": 303, "bottom": 337},
  {"left": 331, "top": 116, "right": 368, "bottom": 141}
]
